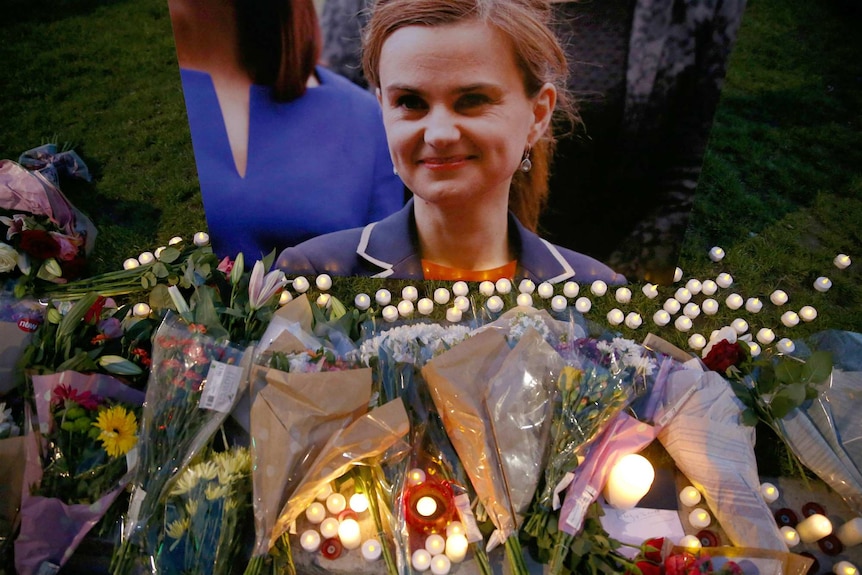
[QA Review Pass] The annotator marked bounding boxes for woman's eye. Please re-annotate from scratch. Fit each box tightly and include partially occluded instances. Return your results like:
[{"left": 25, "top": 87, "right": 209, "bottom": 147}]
[
  {"left": 456, "top": 93, "right": 490, "bottom": 109},
  {"left": 395, "top": 95, "right": 426, "bottom": 110}
]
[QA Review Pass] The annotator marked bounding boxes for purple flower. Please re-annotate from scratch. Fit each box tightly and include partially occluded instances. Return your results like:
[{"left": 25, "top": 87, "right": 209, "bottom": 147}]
[{"left": 97, "top": 317, "right": 124, "bottom": 339}]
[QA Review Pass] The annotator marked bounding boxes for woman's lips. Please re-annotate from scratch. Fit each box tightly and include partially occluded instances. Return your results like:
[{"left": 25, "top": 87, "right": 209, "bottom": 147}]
[{"left": 420, "top": 156, "right": 471, "bottom": 170}]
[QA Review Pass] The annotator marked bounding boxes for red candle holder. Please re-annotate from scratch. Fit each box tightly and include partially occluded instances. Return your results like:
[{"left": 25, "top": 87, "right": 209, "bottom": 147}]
[{"left": 404, "top": 475, "right": 455, "bottom": 534}]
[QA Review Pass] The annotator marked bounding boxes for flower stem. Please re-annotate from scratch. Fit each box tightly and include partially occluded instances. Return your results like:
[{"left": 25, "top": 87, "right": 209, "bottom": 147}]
[
  {"left": 504, "top": 533, "right": 529, "bottom": 575},
  {"left": 548, "top": 531, "right": 575, "bottom": 575}
]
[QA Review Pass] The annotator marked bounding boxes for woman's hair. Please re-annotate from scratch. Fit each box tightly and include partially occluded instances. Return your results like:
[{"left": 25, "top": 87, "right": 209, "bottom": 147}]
[
  {"left": 236, "top": 0, "right": 322, "bottom": 102},
  {"left": 362, "top": 0, "right": 575, "bottom": 231}
]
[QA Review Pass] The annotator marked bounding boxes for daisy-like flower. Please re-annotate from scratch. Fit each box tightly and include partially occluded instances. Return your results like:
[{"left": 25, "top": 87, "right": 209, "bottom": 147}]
[
  {"left": 93, "top": 405, "right": 138, "bottom": 457},
  {"left": 170, "top": 468, "right": 200, "bottom": 497},
  {"left": 165, "top": 517, "right": 190, "bottom": 539},
  {"left": 205, "top": 483, "right": 229, "bottom": 501},
  {"left": 53, "top": 384, "right": 101, "bottom": 410}
]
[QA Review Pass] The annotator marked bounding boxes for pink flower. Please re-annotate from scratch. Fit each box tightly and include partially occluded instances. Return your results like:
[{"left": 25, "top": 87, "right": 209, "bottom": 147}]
[
  {"left": 248, "top": 260, "right": 285, "bottom": 310},
  {"left": 217, "top": 256, "right": 234, "bottom": 275},
  {"left": 0, "top": 214, "right": 27, "bottom": 240},
  {"left": 52, "top": 384, "right": 101, "bottom": 410},
  {"left": 49, "top": 231, "right": 83, "bottom": 261}
]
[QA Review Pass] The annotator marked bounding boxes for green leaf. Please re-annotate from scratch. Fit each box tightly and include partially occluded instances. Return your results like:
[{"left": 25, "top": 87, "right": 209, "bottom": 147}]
[
  {"left": 740, "top": 408, "right": 759, "bottom": 427},
  {"left": 728, "top": 379, "right": 755, "bottom": 408},
  {"left": 57, "top": 293, "right": 99, "bottom": 341},
  {"left": 152, "top": 262, "right": 169, "bottom": 278},
  {"left": 158, "top": 246, "right": 181, "bottom": 264},
  {"left": 769, "top": 382, "right": 807, "bottom": 420},
  {"left": 801, "top": 351, "right": 833, "bottom": 385},
  {"left": 775, "top": 359, "right": 803, "bottom": 384},
  {"left": 98, "top": 355, "right": 144, "bottom": 375},
  {"left": 148, "top": 284, "right": 173, "bottom": 310}
]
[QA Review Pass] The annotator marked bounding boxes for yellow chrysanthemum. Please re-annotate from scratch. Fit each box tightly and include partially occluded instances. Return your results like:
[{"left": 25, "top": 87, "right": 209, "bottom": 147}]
[
  {"left": 170, "top": 467, "right": 200, "bottom": 497},
  {"left": 93, "top": 406, "right": 138, "bottom": 458},
  {"left": 165, "top": 517, "right": 190, "bottom": 539}
]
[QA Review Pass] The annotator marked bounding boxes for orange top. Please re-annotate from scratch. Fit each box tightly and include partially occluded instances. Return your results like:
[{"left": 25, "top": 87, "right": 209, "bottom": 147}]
[{"left": 421, "top": 259, "right": 517, "bottom": 282}]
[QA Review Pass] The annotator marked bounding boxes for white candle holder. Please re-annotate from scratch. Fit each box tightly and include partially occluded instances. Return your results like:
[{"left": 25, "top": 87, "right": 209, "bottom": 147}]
[
  {"left": 731, "top": 318, "right": 749, "bottom": 334},
  {"left": 452, "top": 281, "right": 469, "bottom": 297},
  {"left": 575, "top": 297, "right": 591, "bottom": 313},
  {"left": 486, "top": 296, "right": 504, "bottom": 313},
  {"left": 683, "top": 303, "right": 701, "bottom": 319},
  {"left": 382, "top": 305, "right": 399, "bottom": 322},
  {"left": 686, "top": 279, "right": 703, "bottom": 295},
  {"left": 433, "top": 288, "right": 451, "bottom": 305},
  {"left": 653, "top": 310, "right": 671, "bottom": 327},
  {"left": 375, "top": 288, "right": 392, "bottom": 306},
  {"left": 689, "top": 508, "right": 711, "bottom": 529},
  {"left": 607, "top": 309, "right": 624, "bottom": 326},
  {"left": 538, "top": 282, "right": 555, "bottom": 299},
  {"left": 551, "top": 295, "right": 568, "bottom": 312},
  {"left": 709, "top": 246, "right": 725, "bottom": 262},
  {"left": 479, "top": 281, "right": 496, "bottom": 297},
  {"left": 361, "top": 539, "right": 383, "bottom": 561},
  {"left": 777, "top": 338, "right": 795, "bottom": 353},
  {"left": 300, "top": 529, "right": 321, "bottom": 552},
  {"left": 702, "top": 299, "right": 719, "bottom": 315},
  {"left": 701, "top": 280, "right": 718, "bottom": 296},
  {"left": 756, "top": 328, "right": 776, "bottom": 345},
  {"left": 590, "top": 280, "right": 608, "bottom": 296},
  {"left": 725, "top": 293, "right": 744, "bottom": 310},
  {"left": 716, "top": 273, "right": 733, "bottom": 289},
  {"left": 417, "top": 298, "right": 434, "bottom": 315},
  {"left": 516, "top": 293, "right": 533, "bottom": 308},
  {"left": 625, "top": 313, "right": 643, "bottom": 330},
  {"left": 663, "top": 298, "right": 681, "bottom": 315},
  {"left": 834, "top": 254, "right": 852, "bottom": 270},
  {"left": 615, "top": 287, "right": 632, "bottom": 304},
  {"left": 770, "top": 290, "right": 789, "bottom": 306},
  {"left": 796, "top": 513, "right": 832, "bottom": 543},
  {"left": 316, "top": 274, "right": 333, "bottom": 291},
  {"left": 688, "top": 334, "right": 707, "bottom": 351},
  {"left": 293, "top": 276, "right": 310, "bottom": 293},
  {"left": 814, "top": 276, "right": 833, "bottom": 293},
  {"left": 354, "top": 293, "right": 371, "bottom": 310},
  {"left": 518, "top": 279, "right": 536, "bottom": 294},
  {"left": 674, "top": 316, "right": 693, "bottom": 332},
  {"left": 674, "top": 288, "right": 692, "bottom": 304},
  {"left": 397, "top": 300, "right": 415, "bottom": 318},
  {"left": 781, "top": 311, "right": 800, "bottom": 327},
  {"left": 563, "top": 281, "right": 580, "bottom": 298},
  {"left": 401, "top": 285, "right": 419, "bottom": 301},
  {"left": 799, "top": 305, "right": 818, "bottom": 322},
  {"left": 674, "top": 267, "right": 684, "bottom": 282},
  {"left": 642, "top": 283, "right": 659, "bottom": 299},
  {"left": 745, "top": 298, "right": 763, "bottom": 313},
  {"left": 760, "top": 482, "right": 779, "bottom": 503},
  {"left": 604, "top": 454, "right": 655, "bottom": 509},
  {"left": 495, "top": 278, "right": 512, "bottom": 295},
  {"left": 679, "top": 486, "right": 702, "bottom": 507},
  {"left": 780, "top": 526, "right": 800, "bottom": 548},
  {"left": 837, "top": 518, "right": 862, "bottom": 547}
]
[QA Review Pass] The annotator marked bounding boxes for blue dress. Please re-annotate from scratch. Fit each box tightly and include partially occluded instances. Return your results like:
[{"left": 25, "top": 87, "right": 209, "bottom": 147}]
[{"left": 180, "top": 66, "right": 404, "bottom": 260}]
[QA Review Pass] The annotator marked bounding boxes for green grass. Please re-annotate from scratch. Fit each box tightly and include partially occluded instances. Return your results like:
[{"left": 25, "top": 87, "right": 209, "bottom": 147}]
[{"left": 0, "top": 0, "right": 860, "bottom": 347}]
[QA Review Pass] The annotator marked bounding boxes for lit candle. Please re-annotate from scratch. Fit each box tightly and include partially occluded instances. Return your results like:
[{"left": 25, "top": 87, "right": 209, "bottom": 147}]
[
  {"left": 361, "top": 538, "right": 383, "bottom": 561},
  {"left": 770, "top": 290, "right": 789, "bottom": 306},
  {"left": 453, "top": 281, "right": 469, "bottom": 297},
  {"left": 316, "top": 274, "right": 333, "bottom": 291},
  {"left": 615, "top": 287, "right": 632, "bottom": 304},
  {"left": 780, "top": 526, "right": 800, "bottom": 547},
  {"left": 133, "top": 303, "right": 151, "bottom": 318},
  {"left": 279, "top": 291, "right": 293, "bottom": 305},
  {"left": 563, "top": 281, "right": 580, "bottom": 298},
  {"left": 663, "top": 298, "right": 682, "bottom": 315},
  {"left": 431, "top": 554, "right": 452, "bottom": 575},
  {"left": 168, "top": 236, "right": 184, "bottom": 245},
  {"left": 777, "top": 338, "right": 795, "bottom": 353},
  {"left": 756, "top": 328, "right": 775, "bottom": 345},
  {"left": 834, "top": 561, "right": 859, "bottom": 575},
  {"left": 551, "top": 295, "right": 568, "bottom": 312},
  {"left": 781, "top": 311, "right": 800, "bottom": 327},
  {"left": 689, "top": 508, "right": 711, "bottom": 529},
  {"left": 837, "top": 518, "right": 862, "bottom": 547},
  {"left": 320, "top": 517, "right": 340, "bottom": 539},
  {"left": 701, "top": 280, "right": 718, "bottom": 296},
  {"left": 376, "top": 289, "right": 392, "bottom": 306},
  {"left": 748, "top": 342, "right": 761, "bottom": 357},
  {"left": 674, "top": 288, "right": 692, "bottom": 304},
  {"left": 293, "top": 276, "right": 310, "bottom": 293},
  {"left": 834, "top": 254, "right": 852, "bottom": 270},
  {"left": 591, "top": 280, "right": 608, "bottom": 297},
  {"left": 354, "top": 293, "right": 371, "bottom": 310},
  {"left": 382, "top": 305, "right": 399, "bottom": 323},
  {"left": 138, "top": 251, "right": 155, "bottom": 265},
  {"left": 709, "top": 246, "right": 725, "bottom": 262},
  {"left": 316, "top": 294, "right": 331, "bottom": 308},
  {"left": 300, "top": 530, "right": 321, "bottom": 552},
  {"left": 123, "top": 258, "right": 140, "bottom": 270},
  {"left": 538, "top": 282, "right": 555, "bottom": 299},
  {"left": 745, "top": 298, "right": 763, "bottom": 313},
  {"left": 445, "top": 533, "right": 469, "bottom": 563},
  {"left": 338, "top": 518, "right": 362, "bottom": 550},
  {"left": 725, "top": 293, "right": 743, "bottom": 310},
  {"left": 479, "top": 281, "right": 495, "bottom": 297},
  {"left": 684, "top": 303, "right": 701, "bottom": 319},
  {"left": 305, "top": 502, "right": 326, "bottom": 524},
  {"left": 688, "top": 334, "right": 707, "bottom": 351},
  {"left": 407, "top": 469, "right": 426, "bottom": 486},
  {"left": 349, "top": 493, "right": 369, "bottom": 513},
  {"left": 653, "top": 310, "right": 671, "bottom": 327},
  {"left": 519, "top": 279, "right": 536, "bottom": 294},
  {"left": 326, "top": 493, "right": 347, "bottom": 515},
  {"left": 799, "top": 306, "right": 818, "bottom": 322},
  {"left": 674, "top": 267, "right": 684, "bottom": 282},
  {"left": 416, "top": 496, "right": 438, "bottom": 517},
  {"left": 678, "top": 535, "right": 702, "bottom": 550},
  {"left": 679, "top": 486, "right": 702, "bottom": 507},
  {"left": 625, "top": 313, "right": 643, "bottom": 330},
  {"left": 193, "top": 231, "right": 210, "bottom": 246},
  {"left": 495, "top": 278, "right": 512, "bottom": 295},
  {"left": 316, "top": 484, "right": 333, "bottom": 501},
  {"left": 412, "top": 549, "right": 432, "bottom": 571},
  {"left": 702, "top": 299, "right": 719, "bottom": 315},
  {"left": 486, "top": 296, "right": 504, "bottom": 313},
  {"left": 516, "top": 293, "right": 533, "bottom": 308},
  {"left": 607, "top": 309, "right": 624, "bottom": 326},
  {"left": 814, "top": 277, "right": 833, "bottom": 293},
  {"left": 674, "top": 316, "right": 693, "bottom": 332},
  {"left": 686, "top": 279, "right": 703, "bottom": 295},
  {"left": 417, "top": 298, "right": 434, "bottom": 315},
  {"left": 454, "top": 295, "right": 470, "bottom": 312},
  {"left": 716, "top": 273, "right": 734, "bottom": 289},
  {"left": 760, "top": 482, "right": 779, "bottom": 503},
  {"left": 402, "top": 285, "right": 419, "bottom": 302},
  {"left": 575, "top": 297, "right": 592, "bottom": 313},
  {"left": 604, "top": 454, "right": 655, "bottom": 509},
  {"left": 732, "top": 318, "right": 749, "bottom": 334},
  {"left": 425, "top": 534, "right": 446, "bottom": 555},
  {"left": 434, "top": 288, "right": 450, "bottom": 305},
  {"left": 795, "top": 513, "right": 832, "bottom": 543},
  {"left": 446, "top": 522, "right": 465, "bottom": 537},
  {"left": 642, "top": 283, "right": 659, "bottom": 299},
  {"left": 445, "top": 307, "right": 462, "bottom": 323}
]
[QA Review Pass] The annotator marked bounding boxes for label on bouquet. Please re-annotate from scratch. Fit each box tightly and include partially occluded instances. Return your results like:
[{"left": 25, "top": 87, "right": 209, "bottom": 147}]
[
  {"left": 125, "top": 487, "right": 147, "bottom": 534},
  {"left": 564, "top": 484, "right": 598, "bottom": 532},
  {"left": 199, "top": 360, "right": 244, "bottom": 413},
  {"left": 553, "top": 471, "right": 575, "bottom": 510},
  {"left": 126, "top": 446, "right": 139, "bottom": 473},
  {"left": 454, "top": 493, "right": 484, "bottom": 543},
  {"left": 657, "top": 383, "right": 697, "bottom": 428}
]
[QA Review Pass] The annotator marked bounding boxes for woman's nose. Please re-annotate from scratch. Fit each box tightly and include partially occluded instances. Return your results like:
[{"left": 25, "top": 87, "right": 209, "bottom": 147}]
[{"left": 423, "top": 107, "right": 460, "bottom": 147}]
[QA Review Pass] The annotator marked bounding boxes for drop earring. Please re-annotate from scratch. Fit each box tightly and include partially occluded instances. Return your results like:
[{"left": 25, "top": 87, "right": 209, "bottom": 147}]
[
  {"left": 393, "top": 165, "right": 398, "bottom": 176},
  {"left": 519, "top": 146, "right": 532, "bottom": 173}
]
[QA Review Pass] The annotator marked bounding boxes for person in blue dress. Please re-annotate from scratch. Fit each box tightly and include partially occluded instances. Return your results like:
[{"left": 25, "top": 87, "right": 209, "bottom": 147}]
[{"left": 168, "top": 0, "right": 404, "bottom": 260}]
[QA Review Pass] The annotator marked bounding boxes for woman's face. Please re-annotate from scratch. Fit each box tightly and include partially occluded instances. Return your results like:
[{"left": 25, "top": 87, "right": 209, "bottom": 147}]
[{"left": 376, "top": 20, "right": 555, "bottom": 211}]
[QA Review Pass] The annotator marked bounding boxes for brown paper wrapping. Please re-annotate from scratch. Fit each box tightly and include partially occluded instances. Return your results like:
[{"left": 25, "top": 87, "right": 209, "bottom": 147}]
[
  {"left": 271, "top": 398, "right": 410, "bottom": 546},
  {"left": 249, "top": 366, "right": 372, "bottom": 555},
  {"left": 0, "top": 435, "right": 27, "bottom": 527},
  {"left": 672, "top": 546, "right": 814, "bottom": 575},
  {"left": 274, "top": 293, "right": 314, "bottom": 332}
]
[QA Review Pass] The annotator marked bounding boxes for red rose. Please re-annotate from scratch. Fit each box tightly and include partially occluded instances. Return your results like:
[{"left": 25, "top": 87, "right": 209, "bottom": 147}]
[
  {"left": 642, "top": 538, "right": 665, "bottom": 563},
  {"left": 19, "top": 229, "right": 61, "bottom": 259},
  {"left": 634, "top": 560, "right": 662, "bottom": 575},
  {"left": 702, "top": 339, "right": 744, "bottom": 373},
  {"left": 59, "top": 254, "right": 88, "bottom": 280},
  {"left": 665, "top": 552, "right": 697, "bottom": 575}
]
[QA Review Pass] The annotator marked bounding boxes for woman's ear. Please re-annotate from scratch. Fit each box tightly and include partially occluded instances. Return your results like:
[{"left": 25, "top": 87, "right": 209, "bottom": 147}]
[{"left": 529, "top": 82, "right": 557, "bottom": 143}]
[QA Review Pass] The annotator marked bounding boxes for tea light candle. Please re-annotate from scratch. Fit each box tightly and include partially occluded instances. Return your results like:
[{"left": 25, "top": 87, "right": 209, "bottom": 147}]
[
  {"left": 486, "top": 296, "right": 504, "bottom": 313},
  {"left": 780, "top": 526, "right": 800, "bottom": 547},
  {"left": 604, "top": 454, "right": 655, "bottom": 509},
  {"left": 305, "top": 502, "right": 326, "bottom": 524},
  {"left": 168, "top": 236, "right": 184, "bottom": 245},
  {"left": 709, "top": 246, "right": 725, "bottom": 262},
  {"left": 689, "top": 508, "right": 711, "bottom": 529},
  {"left": 382, "top": 305, "right": 399, "bottom": 322},
  {"left": 674, "top": 316, "right": 693, "bottom": 332},
  {"left": 445, "top": 533, "right": 469, "bottom": 563},
  {"left": 834, "top": 254, "right": 852, "bottom": 270},
  {"left": 538, "top": 282, "right": 555, "bottom": 299},
  {"left": 674, "top": 267, "right": 684, "bottom": 282},
  {"left": 701, "top": 280, "right": 718, "bottom": 296},
  {"left": 425, "top": 534, "right": 446, "bottom": 555},
  {"left": 653, "top": 310, "right": 671, "bottom": 327},
  {"left": 814, "top": 277, "right": 832, "bottom": 292},
  {"left": 760, "top": 482, "right": 779, "bottom": 503},
  {"left": 193, "top": 231, "right": 210, "bottom": 246},
  {"left": 279, "top": 291, "right": 293, "bottom": 305},
  {"left": 551, "top": 295, "right": 568, "bottom": 312},
  {"left": 770, "top": 290, "right": 789, "bottom": 306},
  {"left": 607, "top": 309, "right": 624, "bottom": 326},
  {"left": 663, "top": 298, "right": 682, "bottom": 315},
  {"left": 702, "top": 299, "right": 719, "bottom": 315},
  {"left": 495, "top": 278, "right": 512, "bottom": 295},
  {"left": 418, "top": 298, "right": 434, "bottom": 315},
  {"left": 684, "top": 303, "right": 701, "bottom": 319},
  {"left": 412, "top": 549, "right": 432, "bottom": 571},
  {"left": 516, "top": 293, "right": 533, "bottom": 308},
  {"left": 434, "top": 288, "right": 450, "bottom": 305},
  {"left": 799, "top": 306, "right": 818, "bottom": 322},
  {"left": 686, "top": 279, "right": 703, "bottom": 295},
  {"left": 153, "top": 246, "right": 165, "bottom": 259},
  {"left": 674, "top": 288, "right": 692, "bottom": 304},
  {"left": 575, "top": 297, "right": 592, "bottom": 313},
  {"left": 137, "top": 251, "right": 155, "bottom": 265},
  {"left": 642, "top": 283, "right": 659, "bottom": 299},
  {"left": 726, "top": 293, "right": 744, "bottom": 310},
  {"left": 732, "top": 318, "right": 749, "bottom": 334},
  {"left": 446, "top": 307, "right": 462, "bottom": 323},
  {"left": 300, "top": 529, "right": 321, "bottom": 552},
  {"left": 133, "top": 303, "right": 151, "bottom": 318},
  {"left": 563, "top": 281, "right": 580, "bottom": 298},
  {"left": 316, "top": 294, "right": 331, "bottom": 309},
  {"left": 518, "top": 279, "right": 536, "bottom": 294},
  {"left": 796, "top": 513, "right": 832, "bottom": 543},
  {"left": 354, "top": 293, "right": 371, "bottom": 310},
  {"left": 431, "top": 555, "right": 452, "bottom": 575},
  {"left": 316, "top": 484, "right": 333, "bottom": 501},
  {"left": 361, "top": 539, "right": 383, "bottom": 561},
  {"left": 615, "top": 287, "right": 632, "bottom": 304},
  {"left": 756, "top": 328, "right": 776, "bottom": 345},
  {"left": 453, "top": 281, "right": 469, "bottom": 297},
  {"left": 326, "top": 493, "right": 347, "bottom": 515},
  {"left": 781, "top": 311, "right": 800, "bottom": 327},
  {"left": 446, "top": 522, "right": 465, "bottom": 537},
  {"left": 454, "top": 295, "right": 470, "bottom": 312},
  {"left": 679, "top": 486, "right": 702, "bottom": 507},
  {"left": 679, "top": 535, "right": 702, "bottom": 550},
  {"left": 834, "top": 561, "right": 859, "bottom": 575},
  {"left": 123, "top": 258, "right": 140, "bottom": 270},
  {"left": 479, "top": 281, "right": 495, "bottom": 297},
  {"left": 316, "top": 274, "right": 333, "bottom": 291},
  {"left": 716, "top": 273, "right": 733, "bottom": 289},
  {"left": 590, "top": 280, "right": 608, "bottom": 297},
  {"left": 338, "top": 518, "right": 361, "bottom": 550},
  {"left": 320, "top": 517, "right": 340, "bottom": 539},
  {"left": 396, "top": 300, "right": 414, "bottom": 318},
  {"left": 401, "top": 285, "right": 418, "bottom": 301},
  {"left": 777, "top": 338, "right": 795, "bottom": 353},
  {"left": 837, "top": 518, "right": 862, "bottom": 547},
  {"left": 293, "top": 276, "right": 310, "bottom": 293},
  {"left": 748, "top": 342, "right": 761, "bottom": 357},
  {"left": 416, "top": 496, "right": 438, "bottom": 517},
  {"left": 376, "top": 289, "right": 392, "bottom": 306},
  {"left": 688, "top": 334, "right": 707, "bottom": 351},
  {"left": 745, "top": 298, "right": 763, "bottom": 313},
  {"left": 349, "top": 493, "right": 369, "bottom": 513},
  {"left": 625, "top": 312, "right": 643, "bottom": 330},
  {"left": 407, "top": 468, "right": 426, "bottom": 486}
]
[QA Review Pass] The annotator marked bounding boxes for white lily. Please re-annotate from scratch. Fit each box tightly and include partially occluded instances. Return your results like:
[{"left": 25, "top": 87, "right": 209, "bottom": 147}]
[{"left": 248, "top": 261, "right": 285, "bottom": 310}]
